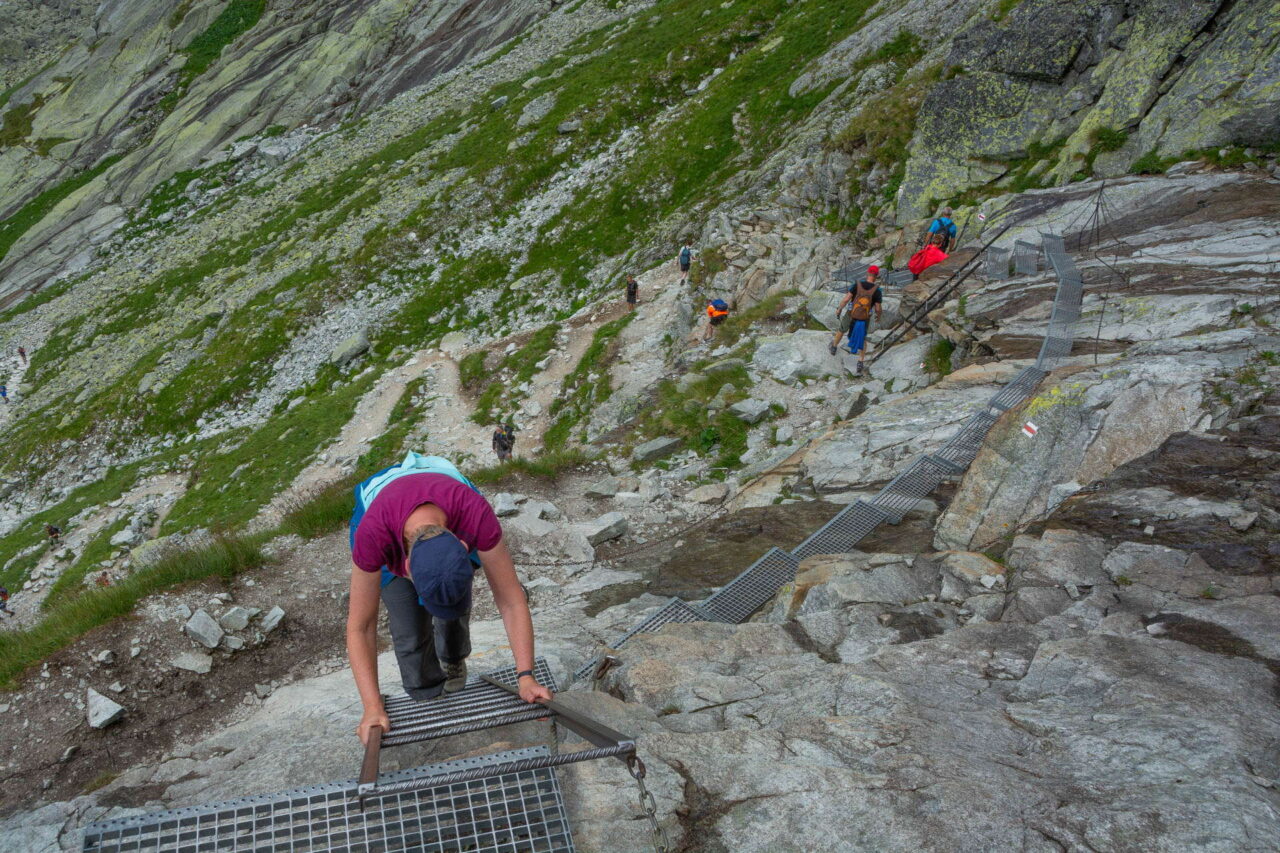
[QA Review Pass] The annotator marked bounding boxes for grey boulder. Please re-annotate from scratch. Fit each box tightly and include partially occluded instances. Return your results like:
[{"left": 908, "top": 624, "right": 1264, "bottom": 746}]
[
  {"left": 86, "top": 688, "right": 125, "bottom": 729},
  {"left": 183, "top": 609, "right": 224, "bottom": 649}
]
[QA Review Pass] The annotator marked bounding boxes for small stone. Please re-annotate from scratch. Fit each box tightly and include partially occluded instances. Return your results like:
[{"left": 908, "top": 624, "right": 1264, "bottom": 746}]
[
  {"left": 183, "top": 609, "right": 224, "bottom": 649},
  {"left": 493, "top": 493, "right": 521, "bottom": 517},
  {"left": 580, "top": 512, "right": 628, "bottom": 546},
  {"left": 729, "top": 398, "right": 772, "bottom": 424},
  {"left": 1229, "top": 511, "right": 1258, "bottom": 532},
  {"left": 60, "top": 746, "right": 79, "bottom": 763},
  {"left": 633, "top": 436, "right": 682, "bottom": 462},
  {"left": 224, "top": 636, "right": 245, "bottom": 651},
  {"left": 1143, "top": 525, "right": 1156, "bottom": 536},
  {"left": 260, "top": 606, "right": 285, "bottom": 633},
  {"left": 584, "top": 476, "right": 621, "bottom": 498},
  {"left": 108, "top": 682, "right": 124, "bottom": 693},
  {"left": 93, "top": 649, "right": 114, "bottom": 665},
  {"left": 254, "top": 684, "right": 274, "bottom": 700},
  {"left": 172, "top": 651, "right": 213, "bottom": 674},
  {"left": 86, "top": 688, "right": 125, "bottom": 728},
  {"left": 775, "top": 424, "right": 794, "bottom": 443},
  {"left": 688, "top": 483, "right": 730, "bottom": 504},
  {"left": 329, "top": 331, "right": 370, "bottom": 366},
  {"left": 175, "top": 604, "right": 192, "bottom": 620},
  {"left": 219, "top": 606, "right": 251, "bottom": 631}
]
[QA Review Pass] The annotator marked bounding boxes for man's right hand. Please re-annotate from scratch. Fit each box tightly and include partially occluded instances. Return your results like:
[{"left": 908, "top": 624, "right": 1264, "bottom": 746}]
[{"left": 357, "top": 708, "right": 390, "bottom": 745}]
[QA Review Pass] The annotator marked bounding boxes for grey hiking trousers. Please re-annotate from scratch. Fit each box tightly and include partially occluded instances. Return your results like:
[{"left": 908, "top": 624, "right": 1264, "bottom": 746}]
[{"left": 381, "top": 575, "right": 471, "bottom": 700}]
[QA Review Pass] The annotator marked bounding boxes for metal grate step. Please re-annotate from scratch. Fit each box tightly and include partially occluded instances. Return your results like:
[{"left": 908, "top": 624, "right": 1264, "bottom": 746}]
[
  {"left": 381, "top": 659, "right": 558, "bottom": 748},
  {"left": 883, "top": 269, "right": 914, "bottom": 286},
  {"left": 987, "top": 365, "right": 1048, "bottom": 412},
  {"left": 985, "top": 247, "right": 1011, "bottom": 280},
  {"left": 700, "top": 547, "right": 800, "bottom": 623},
  {"left": 1013, "top": 240, "right": 1041, "bottom": 275},
  {"left": 82, "top": 747, "right": 574, "bottom": 853},
  {"left": 792, "top": 500, "right": 889, "bottom": 561},
  {"left": 573, "top": 598, "right": 711, "bottom": 681}
]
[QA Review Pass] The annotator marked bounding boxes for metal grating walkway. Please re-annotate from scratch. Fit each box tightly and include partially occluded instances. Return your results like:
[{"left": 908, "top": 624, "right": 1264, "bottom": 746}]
[
  {"left": 792, "top": 500, "right": 889, "bottom": 561},
  {"left": 985, "top": 247, "right": 1011, "bottom": 280},
  {"left": 1013, "top": 240, "right": 1040, "bottom": 275},
  {"left": 575, "top": 232, "right": 1084, "bottom": 681},
  {"left": 700, "top": 548, "right": 800, "bottom": 623},
  {"left": 573, "top": 598, "right": 712, "bottom": 681},
  {"left": 82, "top": 747, "right": 574, "bottom": 853},
  {"left": 381, "top": 659, "right": 558, "bottom": 748}
]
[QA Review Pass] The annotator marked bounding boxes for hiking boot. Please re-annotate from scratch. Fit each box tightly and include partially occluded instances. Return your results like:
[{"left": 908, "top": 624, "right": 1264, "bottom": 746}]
[
  {"left": 443, "top": 660, "right": 468, "bottom": 694},
  {"left": 828, "top": 342, "right": 837, "bottom": 355},
  {"left": 855, "top": 361, "right": 865, "bottom": 375}
]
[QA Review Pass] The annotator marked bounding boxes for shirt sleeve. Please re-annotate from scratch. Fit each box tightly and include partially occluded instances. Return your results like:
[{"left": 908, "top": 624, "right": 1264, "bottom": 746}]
[
  {"left": 351, "top": 519, "right": 390, "bottom": 574},
  {"left": 461, "top": 490, "right": 504, "bottom": 552},
  {"left": 873, "top": 288, "right": 883, "bottom": 304}
]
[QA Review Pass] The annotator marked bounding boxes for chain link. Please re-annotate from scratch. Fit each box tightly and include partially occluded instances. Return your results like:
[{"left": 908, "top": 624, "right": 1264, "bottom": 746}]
[{"left": 627, "top": 756, "right": 672, "bottom": 853}]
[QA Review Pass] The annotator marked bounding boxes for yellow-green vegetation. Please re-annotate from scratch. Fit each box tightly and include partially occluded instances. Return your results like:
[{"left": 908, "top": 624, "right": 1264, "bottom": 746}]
[
  {"left": 0, "top": 532, "right": 266, "bottom": 688},
  {"left": 636, "top": 364, "right": 759, "bottom": 474},
  {"left": 1024, "top": 382, "right": 1088, "bottom": 417},
  {"left": 41, "top": 518, "right": 130, "bottom": 610},
  {"left": 160, "top": 369, "right": 380, "bottom": 534},
  {"left": 467, "top": 447, "right": 594, "bottom": 487},
  {"left": 158, "top": 0, "right": 266, "bottom": 114},
  {"left": 279, "top": 477, "right": 360, "bottom": 540},
  {"left": 712, "top": 290, "right": 795, "bottom": 350},
  {"left": 0, "top": 155, "right": 121, "bottom": 263},
  {"left": 923, "top": 337, "right": 955, "bottom": 375},
  {"left": 458, "top": 351, "right": 490, "bottom": 389},
  {"left": 544, "top": 313, "right": 636, "bottom": 449},
  {"left": 470, "top": 324, "right": 560, "bottom": 426},
  {"left": 0, "top": 94, "right": 45, "bottom": 147}
]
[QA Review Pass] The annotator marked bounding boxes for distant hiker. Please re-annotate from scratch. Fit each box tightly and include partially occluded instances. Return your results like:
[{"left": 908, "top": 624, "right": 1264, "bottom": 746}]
[
  {"left": 830, "top": 267, "right": 883, "bottom": 375},
  {"left": 492, "top": 423, "right": 514, "bottom": 462},
  {"left": 926, "top": 207, "right": 958, "bottom": 253},
  {"left": 96, "top": 573, "right": 112, "bottom": 588},
  {"left": 704, "top": 298, "right": 730, "bottom": 341},
  {"left": 16, "top": 346, "right": 26, "bottom": 365},
  {"left": 908, "top": 234, "right": 949, "bottom": 279},
  {"left": 0, "top": 587, "right": 12, "bottom": 617},
  {"left": 625, "top": 274, "right": 639, "bottom": 311},
  {"left": 677, "top": 238, "right": 695, "bottom": 284},
  {"left": 0, "top": 385, "right": 6, "bottom": 404},
  {"left": 346, "top": 451, "right": 552, "bottom": 745},
  {"left": 46, "top": 524, "right": 61, "bottom": 542}
]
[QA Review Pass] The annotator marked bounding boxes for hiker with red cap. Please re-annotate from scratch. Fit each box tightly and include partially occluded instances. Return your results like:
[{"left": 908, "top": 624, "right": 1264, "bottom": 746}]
[
  {"left": 346, "top": 452, "right": 552, "bottom": 745},
  {"left": 829, "top": 265, "right": 883, "bottom": 375}
]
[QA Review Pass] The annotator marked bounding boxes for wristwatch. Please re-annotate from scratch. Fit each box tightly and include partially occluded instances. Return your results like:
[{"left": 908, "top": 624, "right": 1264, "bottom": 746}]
[{"left": 516, "top": 669, "right": 535, "bottom": 680}]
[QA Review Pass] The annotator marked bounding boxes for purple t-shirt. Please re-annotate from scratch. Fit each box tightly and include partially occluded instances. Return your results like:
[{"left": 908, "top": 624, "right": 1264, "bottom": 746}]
[{"left": 352, "top": 473, "right": 503, "bottom": 578}]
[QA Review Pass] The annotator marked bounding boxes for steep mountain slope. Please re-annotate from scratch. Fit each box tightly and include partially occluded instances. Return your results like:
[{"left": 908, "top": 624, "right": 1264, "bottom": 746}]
[{"left": 0, "top": 1, "right": 1278, "bottom": 847}]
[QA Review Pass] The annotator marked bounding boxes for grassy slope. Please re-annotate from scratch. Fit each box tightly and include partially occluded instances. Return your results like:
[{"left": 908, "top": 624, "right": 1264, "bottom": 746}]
[{"left": 0, "top": 0, "right": 880, "bottom": 608}]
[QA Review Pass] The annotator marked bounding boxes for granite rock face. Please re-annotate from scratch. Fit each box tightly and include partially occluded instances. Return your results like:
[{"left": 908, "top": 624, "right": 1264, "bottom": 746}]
[{"left": 898, "top": 0, "right": 1280, "bottom": 217}]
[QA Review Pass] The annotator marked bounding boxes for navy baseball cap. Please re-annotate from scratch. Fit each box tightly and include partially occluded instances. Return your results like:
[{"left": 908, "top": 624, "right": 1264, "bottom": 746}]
[{"left": 408, "top": 528, "right": 474, "bottom": 620}]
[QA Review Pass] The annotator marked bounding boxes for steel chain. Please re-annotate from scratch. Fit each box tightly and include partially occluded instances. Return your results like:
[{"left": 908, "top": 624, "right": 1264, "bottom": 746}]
[{"left": 627, "top": 756, "right": 672, "bottom": 853}]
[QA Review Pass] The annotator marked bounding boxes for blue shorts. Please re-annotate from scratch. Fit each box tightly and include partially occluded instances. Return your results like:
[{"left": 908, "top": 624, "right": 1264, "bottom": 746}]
[{"left": 848, "top": 319, "right": 869, "bottom": 354}]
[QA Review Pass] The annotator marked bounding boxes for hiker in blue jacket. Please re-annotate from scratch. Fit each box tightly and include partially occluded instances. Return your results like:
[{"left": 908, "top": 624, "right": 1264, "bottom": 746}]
[
  {"left": 926, "top": 207, "right": 958, "bottom": 253},
  {"left": 677, "top": 238, "right": 695, "bottom": 284}
]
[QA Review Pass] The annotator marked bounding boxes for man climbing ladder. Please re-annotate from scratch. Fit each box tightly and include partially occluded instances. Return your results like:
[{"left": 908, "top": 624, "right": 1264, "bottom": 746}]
[{"left": 346, "top": 452, "right": 552, "bottom": 745}]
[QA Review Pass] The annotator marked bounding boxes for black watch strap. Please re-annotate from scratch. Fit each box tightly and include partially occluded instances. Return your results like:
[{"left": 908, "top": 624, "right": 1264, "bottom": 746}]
[{"left": 516, "top": 669, "right": 535, "bottom": 680}]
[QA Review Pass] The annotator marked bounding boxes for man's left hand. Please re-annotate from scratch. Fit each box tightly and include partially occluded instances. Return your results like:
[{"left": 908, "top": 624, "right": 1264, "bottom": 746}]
[{"left": 519, "top": 678, "right": 554, "bottom": 704}]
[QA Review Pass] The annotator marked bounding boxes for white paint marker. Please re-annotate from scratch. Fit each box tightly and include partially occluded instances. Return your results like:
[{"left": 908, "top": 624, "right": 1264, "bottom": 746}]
[
  {"left": 978, "top": 212, "right": 987, "bottom": 222},
  {"left": 1022, "top": 421, "right": 1039, "bottom": 438}
]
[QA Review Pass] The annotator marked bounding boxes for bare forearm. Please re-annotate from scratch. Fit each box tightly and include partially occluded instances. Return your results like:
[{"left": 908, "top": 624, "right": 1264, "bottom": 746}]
[
  {"left": 497, "top": 599, "right": 536, "bottom": 672},
  {"left": 347, "top": 622, "right": 383, "bottom": 712}
]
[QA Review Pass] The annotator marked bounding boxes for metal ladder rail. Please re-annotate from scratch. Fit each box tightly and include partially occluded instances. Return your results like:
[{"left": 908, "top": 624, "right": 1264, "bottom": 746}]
[{"left": 868, "top": 224, "right": 1012, "bottom": 364}]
